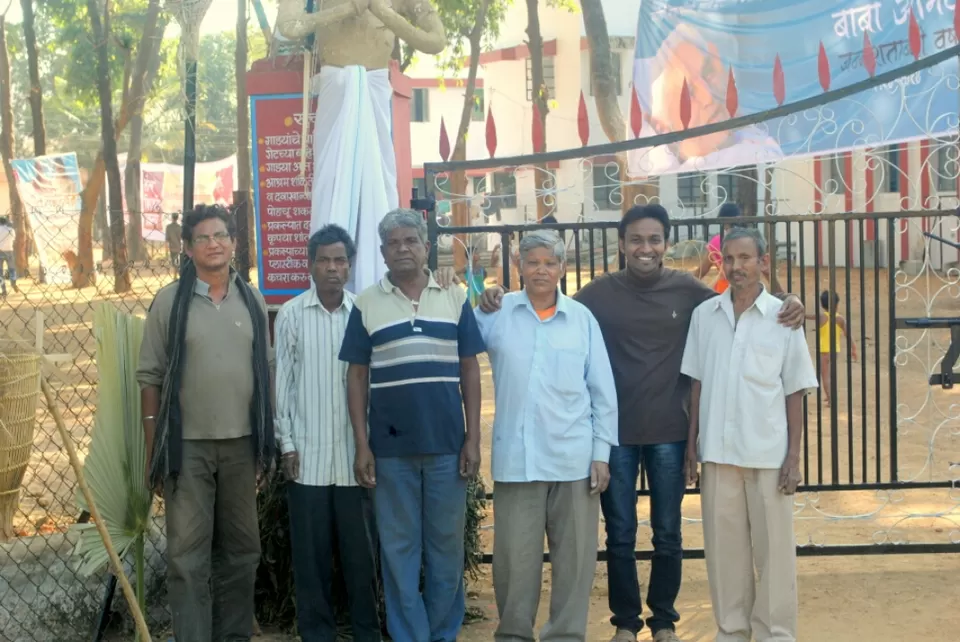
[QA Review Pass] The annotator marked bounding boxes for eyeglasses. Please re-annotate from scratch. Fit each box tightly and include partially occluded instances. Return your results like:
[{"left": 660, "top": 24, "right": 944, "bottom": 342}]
[{"left": 192, "top": 231, "right": 232, "bottom": 247}]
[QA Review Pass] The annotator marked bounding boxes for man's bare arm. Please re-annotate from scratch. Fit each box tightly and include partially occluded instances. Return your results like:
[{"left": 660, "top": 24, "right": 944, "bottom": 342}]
[
  {"left": 460, "top": 356, "right": 482, "bottom": 443},
  {"left": 785, "top": 391, "right": 803, "bottom": 459},
  {"left": 371, "top": 0, "right": 446, "bottom": 54},
  {"left": 276, "top": 0, "right": 367, "bottom": 40},
  {"left": 346, "top": 364, "right": 371, "bottom": 449}
]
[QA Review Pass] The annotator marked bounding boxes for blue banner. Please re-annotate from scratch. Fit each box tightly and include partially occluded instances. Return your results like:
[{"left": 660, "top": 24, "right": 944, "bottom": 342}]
[{"left": 629, "top": 0, "right": 960, "bottom": 175}]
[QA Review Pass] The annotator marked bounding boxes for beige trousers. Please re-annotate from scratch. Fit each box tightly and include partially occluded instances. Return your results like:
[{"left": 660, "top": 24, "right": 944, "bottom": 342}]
[
  {"left": 492, "top": 479, "right": 600, "bottom": 642},
  {"left": 701, "top": 463, "right": 798, "bottom": 642}
]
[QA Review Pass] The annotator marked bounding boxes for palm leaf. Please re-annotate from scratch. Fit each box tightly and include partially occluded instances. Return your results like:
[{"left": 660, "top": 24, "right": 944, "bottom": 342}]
[{"left": 73, "top": 303, "right": 152, "bottom": 578}]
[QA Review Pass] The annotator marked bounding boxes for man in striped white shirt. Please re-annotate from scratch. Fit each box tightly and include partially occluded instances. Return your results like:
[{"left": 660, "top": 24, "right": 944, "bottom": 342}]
[{"left": 274, "top": 224, "right": 381, "bottom": 642}]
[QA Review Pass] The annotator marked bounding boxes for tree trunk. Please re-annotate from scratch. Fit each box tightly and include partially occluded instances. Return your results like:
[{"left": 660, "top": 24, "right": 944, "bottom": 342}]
[
  {"left": 88, "top": 0, "right": 131, "bottom": 293},
  {"left": 124, "top": 7, "right": 165, "bottom": 262},
  {"left": 20, "top": 0, "right": 45, "bottom": 156},
  {"left": 449, "top": 0, "right": 491, "bottom": 274},
  {"left": 74, "top": 0, "right": 162, "bottom": 289},
  {"left": 0, "top": 14, "right": 29, "bottom": 274},
  {"left": 525, "top": 0, "right": 550, "bottom": 222},
  {"left": 580, "top": 0, "right": 657, "bottom": 212},
  {"left": 236, "top": 0, "right": 254, "bottom": 273}
]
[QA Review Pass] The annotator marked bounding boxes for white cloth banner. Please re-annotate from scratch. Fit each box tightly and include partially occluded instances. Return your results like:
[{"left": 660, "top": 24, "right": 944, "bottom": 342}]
[{"left": 310, "top": 65, "right": 398, "bottom": 294}]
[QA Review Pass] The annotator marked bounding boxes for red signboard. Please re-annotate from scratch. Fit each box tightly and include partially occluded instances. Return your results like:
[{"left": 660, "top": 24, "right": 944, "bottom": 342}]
[{"left": 251, "top": 93, "right": 316, "bottom": 305}]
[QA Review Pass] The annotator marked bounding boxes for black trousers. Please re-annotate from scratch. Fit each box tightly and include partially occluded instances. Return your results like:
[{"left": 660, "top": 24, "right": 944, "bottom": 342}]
[{"left": 287, "top": 483, "right": 381, "bottom": 642}]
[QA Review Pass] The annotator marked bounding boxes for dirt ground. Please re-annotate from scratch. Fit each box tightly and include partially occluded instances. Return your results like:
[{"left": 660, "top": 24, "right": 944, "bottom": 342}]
[{"left": 2, "top": 256, "right": 959, "bottom": 641}]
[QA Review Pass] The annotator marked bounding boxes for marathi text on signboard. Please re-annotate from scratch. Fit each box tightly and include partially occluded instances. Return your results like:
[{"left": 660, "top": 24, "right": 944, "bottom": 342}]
[{"left": 251, "top": 93, "right": 316, "bottom": 305}]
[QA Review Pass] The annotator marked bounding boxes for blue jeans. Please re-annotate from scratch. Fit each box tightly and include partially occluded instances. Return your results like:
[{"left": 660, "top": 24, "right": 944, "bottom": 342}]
[
  {"left": 600, "top": 441, "right": 686, "bottom": 635},
  {"left": 374, "top": 455, "right": 467, "bottom": 642}
]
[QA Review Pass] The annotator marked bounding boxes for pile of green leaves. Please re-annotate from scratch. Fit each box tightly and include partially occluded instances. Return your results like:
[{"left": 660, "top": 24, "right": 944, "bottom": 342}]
[{"left": 254, "top": 473, "right": 488, "bottom": 635}]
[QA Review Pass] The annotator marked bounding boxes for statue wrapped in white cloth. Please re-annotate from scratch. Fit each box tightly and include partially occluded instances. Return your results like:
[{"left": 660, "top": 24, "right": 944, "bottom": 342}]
[{"left": 276, "top": 0, "right": 446, "bottom": 292}]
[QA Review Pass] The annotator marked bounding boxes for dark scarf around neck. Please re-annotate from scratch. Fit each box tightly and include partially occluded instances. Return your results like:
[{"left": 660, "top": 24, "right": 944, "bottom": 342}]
[{"left": 148, "top": 259, "right": 275, "bottom": 489}]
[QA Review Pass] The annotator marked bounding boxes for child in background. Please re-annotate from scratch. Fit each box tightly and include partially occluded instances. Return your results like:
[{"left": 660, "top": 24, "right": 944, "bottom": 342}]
[{"left": 808, "top": 290, "right": 858, "bottom": 406}]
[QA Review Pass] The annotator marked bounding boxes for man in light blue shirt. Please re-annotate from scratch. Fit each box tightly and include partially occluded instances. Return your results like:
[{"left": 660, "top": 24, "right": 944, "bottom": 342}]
[{"left": 474, "top": 230, "right": 618, "bottom": 641}]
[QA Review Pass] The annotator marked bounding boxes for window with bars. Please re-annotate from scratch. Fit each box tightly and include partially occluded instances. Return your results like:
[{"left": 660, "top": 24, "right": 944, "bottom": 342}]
[
  {"left": 935, "top": 138, "right": 958, "bottom": 192},
  {"left": 471, "top": 89, "right": 485, "bottom": 122},
  {"left": 525, "top": 57, "right": 556, "bottom": 102},
  {"left": 878, "top": 145, "right": 900, "bottom": 193},
  {"left": 589, "top": 51, "right": 623, "bottom": 97},
  {"left": 592, "top": 164, "right": 621, "bottom": 209},
  {"left": 677, "top": 172, "right": 707, "bottom": 211},
  {"left": 822, "top": 154, "right": 847, "bottom": 194},
  {"left": 715, "top": 172, "right": 737, "bottom": 204},
  {"left": 493, "top": 172, "right": 517, "bottom": 209},
  {"left": 412, "top": 89, "right": 429, "bottom": 123}
]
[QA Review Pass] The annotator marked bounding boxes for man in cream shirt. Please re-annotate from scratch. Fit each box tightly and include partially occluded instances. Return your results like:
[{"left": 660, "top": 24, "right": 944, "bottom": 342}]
[{"left": 680, "top": 227, "right": 817, "bottom": 642}]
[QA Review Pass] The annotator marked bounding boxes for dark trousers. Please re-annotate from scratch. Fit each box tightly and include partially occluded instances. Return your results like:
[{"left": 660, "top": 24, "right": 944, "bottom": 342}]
[
  {"left": 600, "top": 441, "right": 686, "bottom": 635},
  {"left": 164, "top": 437, "right": 260, "bottom": 642},
  {"left": 288, "top": 483, "right": 382, "bottom": 642}
]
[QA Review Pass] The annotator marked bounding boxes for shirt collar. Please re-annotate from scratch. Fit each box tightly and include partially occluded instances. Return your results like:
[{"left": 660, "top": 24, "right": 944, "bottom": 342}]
[
  {"left": 517, "top": 288, "right": 568, "bottom": 317},
  {"left": 378, "top": 270, "right": 441, "bottom": 294},
  {"left": 194, "top": 269, "right": 237, "bottom": 299},
  {"left": 304, "top": 286, "right": 354, "bottom": 312},
  {"left": 714, "top": 284, "right": 778, "bottom": 318}
]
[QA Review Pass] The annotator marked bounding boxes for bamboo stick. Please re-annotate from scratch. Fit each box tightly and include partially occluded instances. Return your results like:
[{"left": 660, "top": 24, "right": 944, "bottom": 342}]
[{"left": 40, "top": 377, "right": 152, "bottom": 642}]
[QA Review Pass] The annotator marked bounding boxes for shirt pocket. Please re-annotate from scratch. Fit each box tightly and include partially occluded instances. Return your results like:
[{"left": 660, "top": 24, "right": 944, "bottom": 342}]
[
  {"left": 548, "top": 336, "right": 587, "bottom": 396},
  {"left": 743, "top": 339, "right": 783, "bottom": 387}
]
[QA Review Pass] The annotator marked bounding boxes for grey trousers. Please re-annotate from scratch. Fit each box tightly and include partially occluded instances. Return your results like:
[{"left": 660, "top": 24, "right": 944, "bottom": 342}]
[
  {"left": 493, "top": 479, "right": 600, "bottom": 642},
  {"left": 163, "top": 437, "right": 261, "bottom": 642}
]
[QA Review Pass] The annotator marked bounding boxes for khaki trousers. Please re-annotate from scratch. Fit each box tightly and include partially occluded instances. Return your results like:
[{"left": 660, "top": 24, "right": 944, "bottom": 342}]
[
  {"left": 492, "top": 479, "right": 600, "bottom": 642},
  {"left": 701, "top": 463, "right": 798, "bottom": 642}
]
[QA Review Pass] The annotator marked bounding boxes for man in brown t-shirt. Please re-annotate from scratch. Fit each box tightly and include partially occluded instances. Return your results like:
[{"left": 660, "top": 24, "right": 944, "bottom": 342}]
[{"left": 479, "top": 204, "right": 804, "bottom": 642}]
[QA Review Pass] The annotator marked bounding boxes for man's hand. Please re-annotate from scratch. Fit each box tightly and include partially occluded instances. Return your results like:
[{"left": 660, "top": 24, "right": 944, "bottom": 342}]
[
  {"left": 433, "top": 267, "right": 461, "bottom": 290},
  {"left": 354, "top": 445, "right": 377, "bottom": 488},
  {"left": 777, "top": 295, "right": 806, "bottom": 330},
  {"left": 281, "top": 451, "right": 300, "bottom": 482},
  {"left": 257, "top": 458, "right": 276, "bottom": 493},
  {"left": 460, "top": 435, "right": 481, "bottom": 479},
  {"left": 684, "top": 447, "right": 699, "bottom": 487},
  {"left": 589, "top": 461, "right": 610, "bottom": 495},
  {"left": 478, "top": 286, "right": 505, "bottom": 313},
  {"left": 778, "top": 455, "right": 802, "bottom": 495}
]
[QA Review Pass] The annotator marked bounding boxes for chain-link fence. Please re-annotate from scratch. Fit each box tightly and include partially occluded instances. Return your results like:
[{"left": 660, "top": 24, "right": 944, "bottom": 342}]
[{"left": 0, "top": 209, "right": 180, "bottom": 641}]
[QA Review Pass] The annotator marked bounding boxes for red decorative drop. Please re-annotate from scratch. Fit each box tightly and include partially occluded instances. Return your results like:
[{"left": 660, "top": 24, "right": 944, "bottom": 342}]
[
  {"left": 818, "top": 42, "right": 831, "bottom": 92},
  {"left": 908, "top": 9, "right": 922, "bottom": 60},
  {"left": 438, "top": 117, "right": 450, "bottom": 161},
  {"left": 532, "top": 104, "right": 545, "bottom": 153},
  {"left": 773, "top": 55, "right": 785, "bottom": 106},
  {"left": 679, "top": 78, "right": 691, "bottom": 129},
  {"left": 577, "top": 91, "right": 590, "bottom": 147},
  {"left": 725, "top": 67, "right": 738, "bottom": 118},
  {"left": 955, "top": 1, "right": 960, "bottom": 45},
  {"left": 485, "top": 105, "right": 497, "bottom": 158},
  {"left": 629, "top": 87, "right": 643, "bottom": 137},
  {"left": 863, "top": 32, "right": 877, "bottom": 77}
]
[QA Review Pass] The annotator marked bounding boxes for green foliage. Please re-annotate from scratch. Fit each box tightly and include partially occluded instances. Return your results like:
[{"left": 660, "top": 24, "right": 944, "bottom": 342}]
[
  {"left": 255, "top": 473, "right": 488, "bottom": 633},
  {"left": 415, "top": 0, "right": 512, "bottom": 77},
  {"left": 72, "top": 303, "right": 152, "bottom": 618}
]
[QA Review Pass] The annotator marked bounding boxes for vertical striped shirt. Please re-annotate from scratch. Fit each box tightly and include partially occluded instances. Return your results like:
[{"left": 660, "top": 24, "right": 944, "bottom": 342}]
[
  {"left": 339, "top": 273, "right": 486, "bottom": 458},
  {"left": 274, "top": 287, "right": 356, "bottom": 487}
]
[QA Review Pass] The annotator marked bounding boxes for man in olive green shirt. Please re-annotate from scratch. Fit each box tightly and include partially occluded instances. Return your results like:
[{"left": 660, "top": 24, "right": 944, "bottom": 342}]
[
  {"left": 137, "top": 204, "right": 274, "bottom": 642},
  {"left": 165, "top": 213, "right": 182, "bottom": 270}
]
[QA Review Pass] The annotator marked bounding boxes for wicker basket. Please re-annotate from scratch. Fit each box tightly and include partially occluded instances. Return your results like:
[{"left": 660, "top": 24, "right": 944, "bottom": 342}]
[{"left": 0, "top": 343, "right": 42, "bottom": 541}]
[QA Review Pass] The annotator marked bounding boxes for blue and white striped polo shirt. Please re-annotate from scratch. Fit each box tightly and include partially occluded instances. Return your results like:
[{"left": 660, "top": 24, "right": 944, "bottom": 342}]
[{"left": 339, "top": 273, "right": 486, "bottom": 458}]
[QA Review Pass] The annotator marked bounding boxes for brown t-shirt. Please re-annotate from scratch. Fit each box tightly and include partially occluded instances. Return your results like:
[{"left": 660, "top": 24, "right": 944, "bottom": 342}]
[{"left": 574, "top": 268, "right": 715, "bottom": 446}]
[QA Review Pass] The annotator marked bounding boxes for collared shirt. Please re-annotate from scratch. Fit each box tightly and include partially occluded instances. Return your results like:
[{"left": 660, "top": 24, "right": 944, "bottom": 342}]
[
  {"left": 274, "top": 288, "right": 356, "bottom": 486},
  {"left": 339, "top": 272, "right": 486, "bottom": 458},
  {"left": 137, "top": 272, "right": 274, "bottom": 441},
  {"left": 474, "top": 291, "right": 618, "bottom": 483},
  {"left": 680, "top": 287, "right": 818, "bottom": 469}
]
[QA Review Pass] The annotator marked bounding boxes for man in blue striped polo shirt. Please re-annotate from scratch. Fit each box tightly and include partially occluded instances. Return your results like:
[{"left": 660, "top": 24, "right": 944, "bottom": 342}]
[{"left": 340, "top": 208, "right": 485, "bottom": 642}]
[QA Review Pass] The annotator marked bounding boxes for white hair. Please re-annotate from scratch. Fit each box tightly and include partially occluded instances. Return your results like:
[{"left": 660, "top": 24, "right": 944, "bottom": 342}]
[
  {"left": 518, "top": 230, "right": 565, "bottom": 262},
  {"left": 378, "top": 208, "right": 427, "bottom": 244}
]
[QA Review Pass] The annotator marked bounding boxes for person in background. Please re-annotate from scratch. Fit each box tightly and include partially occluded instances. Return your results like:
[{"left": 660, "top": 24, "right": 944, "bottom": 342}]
[
  {"left": 694, "top": 202, "right": 741, "bottom": 294},
  {"left": 807, "top": 290, "right": 858, "bottom": 407},
  {"left": 474, "top": 230, "right": 618, "bottom": 641},
  {"left": 479, "top": 204, "right": 806, "bottom": 642},
  {"left": 340, "top": 208, "right": 485, "bottom": 642},
  {"left": 681, "top": 227, "right": 818, "bottom": 642},
  {"left": 166, "top": 212, "right": 183, "bottom": 271},
  {"left": 274, "top": 224, "right": 381, "bottom": 642},
  {"left": 137, "top": 204, "right": 274, "bottom": 642},
  {"left": 0, "top": 216, "right": 18, "bottom": 298}
]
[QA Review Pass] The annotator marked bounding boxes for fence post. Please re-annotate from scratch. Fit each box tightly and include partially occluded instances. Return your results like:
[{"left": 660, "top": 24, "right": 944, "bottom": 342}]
[{"left": 233, "top": 190, "right": 251, "bottom": 282}]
